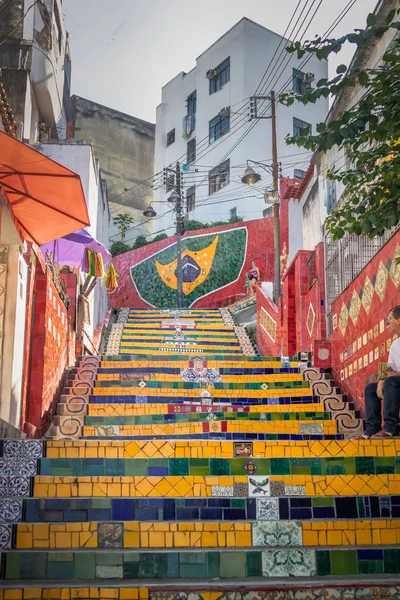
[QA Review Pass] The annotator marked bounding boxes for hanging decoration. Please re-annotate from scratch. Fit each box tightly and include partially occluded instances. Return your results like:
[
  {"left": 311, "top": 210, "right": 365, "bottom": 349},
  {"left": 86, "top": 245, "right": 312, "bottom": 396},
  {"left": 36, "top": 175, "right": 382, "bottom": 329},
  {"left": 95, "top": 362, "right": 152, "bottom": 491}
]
[{"left": 105, "top": 263, "right": 118, "bottom": 294}]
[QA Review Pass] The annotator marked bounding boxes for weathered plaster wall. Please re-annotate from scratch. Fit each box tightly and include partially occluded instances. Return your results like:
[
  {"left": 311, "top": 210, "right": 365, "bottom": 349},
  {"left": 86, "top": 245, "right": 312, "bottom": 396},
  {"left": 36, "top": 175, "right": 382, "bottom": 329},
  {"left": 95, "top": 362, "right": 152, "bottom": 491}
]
[
  {"left": 111, "top": 218, "right": 275, "bottom": 309},
  {"left": 72, "top": 96, "right": 155, "bottom": 242}
]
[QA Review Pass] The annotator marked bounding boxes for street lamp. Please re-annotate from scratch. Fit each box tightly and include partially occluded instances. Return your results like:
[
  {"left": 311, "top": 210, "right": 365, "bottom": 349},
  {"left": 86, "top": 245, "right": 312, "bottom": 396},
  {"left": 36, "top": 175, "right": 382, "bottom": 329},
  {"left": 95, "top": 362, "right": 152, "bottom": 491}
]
[
  {"left": 241, "top": 159, "right": 281, "bottom": 304},
  {"left": 143, "top": 205, "right": 157, "bottom": 218}
]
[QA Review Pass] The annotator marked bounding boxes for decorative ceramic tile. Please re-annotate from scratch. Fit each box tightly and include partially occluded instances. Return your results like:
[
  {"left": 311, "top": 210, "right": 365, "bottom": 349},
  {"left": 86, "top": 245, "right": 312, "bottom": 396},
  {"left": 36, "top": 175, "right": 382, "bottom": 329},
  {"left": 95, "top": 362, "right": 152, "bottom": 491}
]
[
  {"left": 116, "top": 308, "right": 130, "bottom": 323},
  {"left": 241, "top": 459, "right": 259, "bottom": 475},
  {"left": 0, "top": 523, "right": 12, "bottom": 549},
  {"left": 211, "top": 486, "right": 234, "bottom": 497},
  {"left": 349, "top": 289, "right": 361, "bottom": 326},
  {"left": 0, "top": 476, "right": 30, "bottom": 497},
  {"left": 374, "top": 261, "right": 389, "bottom": 302},
  {"left": 233, "top": 482, "right": 248, "bottom": 497},
  {"left": 361, "top": 276, "right": 374, "bottom": 315},
  {"left": 3, "top": 440, "right": 43, "bottom": 459},
  {"left": 234, "top": 442, "right": 253, "bottom": 457},
  {"left": 249, "top": 476, "right": 270, "bottom": 497},
  {"left": 298, "top": 423, "right": 324, "bottom": 435},
  {"left": 389, "top": 244, "right": 400, "bottom": 288},
  {"left": 0, "top": 458, "right": 37, "bottom": 477},
  {"left": 270, "top": 481, "right": 285, "bottom": 497},
  {"left": 98, "top": 522, "right": 123, "bottom": 548},
  {"left": 257, "top": 498, "right": 279, "bottom": 520},
  {"left": 262, "top": 549, "right": 317, "bottom": 577},
  {"left": 181, "top": 367, "right": 221, "bottom": 383},
  {"left": 306, "top": 303, "right": 315, "bottom": 337},
  {"left": 0, "top": 498, "right": 23, "bottom": 522},
  {"left": 338, "top": 303, "right": 349, "bottom": 336},
  {"left": 253, "top": 521, "right": 302, "bottom": 547},
  {"left": 284, "top": 485, "right": 306, "bottom": 496}
]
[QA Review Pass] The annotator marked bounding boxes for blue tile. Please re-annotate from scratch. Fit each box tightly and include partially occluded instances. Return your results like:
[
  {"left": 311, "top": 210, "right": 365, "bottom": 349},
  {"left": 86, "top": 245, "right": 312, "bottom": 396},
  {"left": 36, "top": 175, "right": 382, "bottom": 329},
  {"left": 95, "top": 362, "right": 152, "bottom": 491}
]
[
  {"left": 279, "top": 498, "right": 289, "bottom": 520},
  {"left": 177, "top": 508, "right": 199, "bottom": 520},
  {"left": 87, "top": 509, "right": 111, "bottom": 521},
  {"left": 223, "top": 508, "right": 246, "bottom": 520},
  {"left": 312, "top": 507, "right": 335, "bottom": 519},
  {"left": 208, "top": 499, "right": 230, "bottom": 508},
  {"left": 135, "top": 508, "right": 159, "bottom": 521},
  {"left": 163, "top": 499, "right": 176, "bottom": 520},
  {"left": 185, "top": 499, "right": 206, "bottom": 508},
  {"left": 290, "top": 508, "right": 312, "bottom": 519},
  {"left": 247, "top": 498, "right": 257, "bottom": 520},
  {"left": 148, "top": 467, "right": 168, "bottom": 476},
  {"left": 24, "top": 501, "right": 40, "bottom": 522},
  {"left": 200, "top": 508, "right": 223, "bottom": 520},
  {"left": 358, "top": 549, "right": 383, "bottom": 561},
  {"left": 63, "top": 510, "right": 87, "bottom": 522}
]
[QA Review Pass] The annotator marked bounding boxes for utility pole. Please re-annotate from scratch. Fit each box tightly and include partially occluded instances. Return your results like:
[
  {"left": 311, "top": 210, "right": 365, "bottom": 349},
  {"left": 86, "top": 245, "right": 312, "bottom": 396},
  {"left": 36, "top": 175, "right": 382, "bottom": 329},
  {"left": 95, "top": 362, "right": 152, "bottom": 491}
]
[
  {"left": 175, "top": 162, "right": 184, "bottom": 309},
  {"left": 249, "top": 92, "right": 281, "bottom": 304},
  {"left": 270, "top": 91, "right": 281, "bottom": 302}
]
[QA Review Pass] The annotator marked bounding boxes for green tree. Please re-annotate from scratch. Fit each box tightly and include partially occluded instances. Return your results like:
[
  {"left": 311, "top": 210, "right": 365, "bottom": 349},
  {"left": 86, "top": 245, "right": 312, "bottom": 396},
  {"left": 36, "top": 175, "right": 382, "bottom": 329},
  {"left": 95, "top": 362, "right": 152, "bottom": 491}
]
[
  {"left": 280, "top": 9, "right": 400, "bottom": 239},
  {"left": 110, "top": 240, "right": 132, "bottom": 257},
  {"left": 132, "top": 235, "right": 149, "bottom": 249},
  {"left": 152, "top": 233, "right": 168, "bottom": 243},
  {"left": 113, "top": 213, "right": 135, "bottom": 242}
]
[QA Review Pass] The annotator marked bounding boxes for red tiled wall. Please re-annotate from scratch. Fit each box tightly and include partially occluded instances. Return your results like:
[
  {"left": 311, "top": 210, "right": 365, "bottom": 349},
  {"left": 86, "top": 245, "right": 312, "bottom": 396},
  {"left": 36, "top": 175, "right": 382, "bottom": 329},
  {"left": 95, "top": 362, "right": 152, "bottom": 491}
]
[
  {"left": 24, "top": 265, "right": 72, "bottom": 437},
  {"left": 256, "top": 287, "right": 284, "bottom": 357},
  {"left": 111, "top": 219, "right": 276, "bottom": 309},
  {"left": 329, "top": 234, "right": 400, "bottom": 412}
]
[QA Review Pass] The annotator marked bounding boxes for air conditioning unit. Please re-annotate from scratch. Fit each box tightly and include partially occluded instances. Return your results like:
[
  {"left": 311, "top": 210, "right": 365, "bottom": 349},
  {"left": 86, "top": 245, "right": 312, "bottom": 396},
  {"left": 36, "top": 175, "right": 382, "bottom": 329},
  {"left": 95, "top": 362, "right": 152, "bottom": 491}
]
[{"left": 206, "top": 69, "right": 217, "bottom": 79}]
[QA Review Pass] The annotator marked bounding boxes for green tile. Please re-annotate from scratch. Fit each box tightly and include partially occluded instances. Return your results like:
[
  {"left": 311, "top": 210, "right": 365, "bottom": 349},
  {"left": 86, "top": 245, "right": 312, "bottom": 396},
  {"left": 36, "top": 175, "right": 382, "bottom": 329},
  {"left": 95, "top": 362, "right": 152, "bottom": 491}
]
[
  {"left": 330, "top": 550, "right": 357, "bottom": 575},
  {"left": 179, "top": 553, "right": 206, "bottom": 564},
  {"left": 358, "top": 560, "right": 383, "bottom": 574},
  {"left": 74, "top": 552, "right": 96, "bottom": 579},
  {"left": 169, "top": 459, "right": 189, "bottom": 476},
  {"left": 5, "top": 553, "right": 20, "bottom": 579},
  {"left": 125, "top": 459, "right": 147, "bottom": 476},
  {"left": 220, "top": 552, "right": 246, "bottom": 577},
  {"left": 312, "top": 497, "right": 334, "bottom": 507},
  {"left": 47, "top": 552, "right": 74, "bottom": 562},
  {"left": 310, "top": 459, "right": 323, "bottom": 476},
  {"left": 92, "top": 498, "right": 111, "bottom": 509},
  {"left": 20, "top": 553, "right": 47, "bottom": 580},
  {"left": 97, "top": 553, "right": 123, "bottom": 565},
  {"left": 316, "top": 551, "right": 331, "bottom": 576},
  {"left": 355, "top": 457, "right": 375, "bottom": 474},
  {"left": 357, "top": 496, "right": 365, "bottom": 518},
  {"left": 247, "top": 552, "right": 262, "bottom": 577},
  {"left": 271, "top": 458, "right": 290, "bottom": 475},
  {"left": 231, "top": 498, "right": 246, "bottom": 507},
  {"left": 207, "top": 552, "right": 219, "bottom": 578},
  {"left": 140, "top": 554, "right": 168, "bottom": 578},
  {"left": 180, "top": 563, "right": 207, "bottom": 578},
  {"left": 167, "top": 553, "right": 179, "bottom": 578},
  {"left": 210, "top": 458, "right": 230, "bottom": 476},
  {"left": 47, "top": 561, "right": 75, "bottom": 580}
]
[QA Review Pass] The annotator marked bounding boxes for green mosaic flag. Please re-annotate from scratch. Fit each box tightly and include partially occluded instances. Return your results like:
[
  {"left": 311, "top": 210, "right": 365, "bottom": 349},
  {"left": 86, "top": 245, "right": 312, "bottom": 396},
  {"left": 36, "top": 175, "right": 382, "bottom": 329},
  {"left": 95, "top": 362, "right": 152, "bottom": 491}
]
[{"left": 130, "top": 227, "right": 247, "bottom": 308}]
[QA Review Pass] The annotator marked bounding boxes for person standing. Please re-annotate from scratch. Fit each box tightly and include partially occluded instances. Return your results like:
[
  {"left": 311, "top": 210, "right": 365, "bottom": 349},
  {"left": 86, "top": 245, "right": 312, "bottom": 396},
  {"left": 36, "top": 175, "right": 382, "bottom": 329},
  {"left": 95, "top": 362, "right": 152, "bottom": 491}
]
[
  {"left": 352, "top": 305, "right": 400, "bottom": 439},
  {"left": 248, "top": 261, "right": 260, "bottom": 296}
]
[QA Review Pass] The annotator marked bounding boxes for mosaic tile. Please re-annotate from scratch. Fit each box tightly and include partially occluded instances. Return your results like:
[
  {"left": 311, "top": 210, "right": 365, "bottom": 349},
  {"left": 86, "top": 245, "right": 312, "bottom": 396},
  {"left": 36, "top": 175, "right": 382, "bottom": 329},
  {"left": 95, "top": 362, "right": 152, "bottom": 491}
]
[
  {"left": 285, "top": 485, "right": 306, "bottom": 496},
  {"left": 241, "top": 459, "right": 259, "bottom": 475},
  {"left": 0, "top": 458, "right": 37, "bottom": 477},
  {"left": 374, "top": 261, "right": 389, "bottom": 302},
  {"left": 270, "top": 481, "right": 285, "bottom": 497},
  {"left": 253, "top": 521, "right": 302, "bottom": 547},
  {"left": 0, "top": 523, "right": 12, "bottom": 549},
  {"left": 0, "top": 498, "right": 22, "bottom": 522},
  {"left": 3, "top": 440, "right": 43, "bottom": 459},
  {"left": 249, "top": 476, "right": 270, "bottom": 497},
  {"left": 211, "top": 486, "right": 233, "bottom": 497},
  {"left": 262, "top": 549, "right": 317, "bottom": 577},
  {"left": 233, "top": 482, "right": 248, "bottom": 497},
  {"left": 0, "top": 476, "right": 30, "bottom": 497},
  {"left": 257, "top": 498, "right": 280, "bottom": 520}
]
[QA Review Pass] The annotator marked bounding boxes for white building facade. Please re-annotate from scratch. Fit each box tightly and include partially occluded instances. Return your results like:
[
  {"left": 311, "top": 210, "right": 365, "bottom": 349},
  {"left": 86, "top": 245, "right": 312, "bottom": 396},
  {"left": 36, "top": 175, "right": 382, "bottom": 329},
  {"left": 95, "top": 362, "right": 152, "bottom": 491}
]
[{"left": 154, "top": 18, "right": 328, "bottom": 234}]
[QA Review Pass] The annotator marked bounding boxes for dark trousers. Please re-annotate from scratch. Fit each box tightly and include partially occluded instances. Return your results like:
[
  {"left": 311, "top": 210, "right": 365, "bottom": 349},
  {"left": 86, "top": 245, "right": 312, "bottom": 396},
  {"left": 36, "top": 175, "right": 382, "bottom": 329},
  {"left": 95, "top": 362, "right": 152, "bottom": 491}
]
[{"left": 364, "top": 376, "right": 400, "bottom": 436}]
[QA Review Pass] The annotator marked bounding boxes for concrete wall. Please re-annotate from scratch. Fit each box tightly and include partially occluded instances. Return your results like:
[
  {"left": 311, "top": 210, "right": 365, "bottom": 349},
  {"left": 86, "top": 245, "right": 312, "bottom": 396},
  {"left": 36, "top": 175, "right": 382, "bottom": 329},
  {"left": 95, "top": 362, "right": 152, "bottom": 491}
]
[
  {"left": 0, "top": 0, "right": 68, "bottom": 142},
  {"left": 154, "top": 18, "right": 328, "bottom": 233},
  {"left": 37, "top": 141, "right": 110, "bottom": 346},
  {"left": 71, "top": 96, "right": 155, "bottom": 244}
]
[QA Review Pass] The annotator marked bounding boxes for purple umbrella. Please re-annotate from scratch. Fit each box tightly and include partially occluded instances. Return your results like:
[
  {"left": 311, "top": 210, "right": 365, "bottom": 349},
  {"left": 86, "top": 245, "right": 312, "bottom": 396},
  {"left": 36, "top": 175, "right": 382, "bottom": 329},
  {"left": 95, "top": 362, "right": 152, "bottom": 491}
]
[{"left": 40, "top": 228, "right": 111, "bottom": 269}]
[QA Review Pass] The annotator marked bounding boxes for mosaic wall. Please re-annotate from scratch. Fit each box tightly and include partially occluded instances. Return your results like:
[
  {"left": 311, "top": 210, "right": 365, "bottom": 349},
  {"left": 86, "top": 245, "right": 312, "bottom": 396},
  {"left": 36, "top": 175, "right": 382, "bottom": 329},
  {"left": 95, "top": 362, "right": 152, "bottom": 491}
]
[
  {"left": 111, "top": 219, "right": 275, "bottom": 309},
  {"left": 330, "top": 237, "right": 400, "bottom": 410}
]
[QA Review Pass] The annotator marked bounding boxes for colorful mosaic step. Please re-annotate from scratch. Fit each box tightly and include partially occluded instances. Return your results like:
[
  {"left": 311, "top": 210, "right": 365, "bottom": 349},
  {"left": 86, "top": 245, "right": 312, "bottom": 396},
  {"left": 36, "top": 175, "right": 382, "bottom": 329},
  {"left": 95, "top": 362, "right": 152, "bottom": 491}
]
[{"left": 1, "top": 307, "right": 399, "bottom": 595}]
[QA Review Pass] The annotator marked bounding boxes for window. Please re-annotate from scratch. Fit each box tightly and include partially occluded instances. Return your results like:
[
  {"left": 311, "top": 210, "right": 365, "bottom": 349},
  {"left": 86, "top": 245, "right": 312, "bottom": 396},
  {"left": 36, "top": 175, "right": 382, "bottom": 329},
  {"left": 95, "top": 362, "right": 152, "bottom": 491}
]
[
  {"left": 187, "top": 91, "right": 197, "bottom": 115},
  {"left": 166, "top": 173, "right": 175, "bottom": 192},
  {"left": 186, "top": 186, "right": 195, "bottom": 212},
  {"left": 209, "top": 57, "right": 230, "bottom": 94},
  {"left": 209, "top": 159, "right": 230, "bottom": 194},
  {"left": 263, "top": 207, "right": 273, "bottom": 218},
  {"left": 293, "top": 69, "right": 308, "bottom": 94},
  {"left": 293, "top": 117, "right": 311, "bottom": 137},
  {"left": 209, "top": 112, "right": 230, "bottom": 144},
  {"left": 326, "top": 176, "right": 337, "bottom": 214},
  {"left": 187, "top": 138, "right": 196, "bottom": 165},
  {"left": 167, "top": 129, "right": 175, "bottom": 146},
  {"left": 229, "top": 207, "right": 237, "bottom": 218},
  {"left": 294, "top": 168, "right": 306, "bottom": 179}
]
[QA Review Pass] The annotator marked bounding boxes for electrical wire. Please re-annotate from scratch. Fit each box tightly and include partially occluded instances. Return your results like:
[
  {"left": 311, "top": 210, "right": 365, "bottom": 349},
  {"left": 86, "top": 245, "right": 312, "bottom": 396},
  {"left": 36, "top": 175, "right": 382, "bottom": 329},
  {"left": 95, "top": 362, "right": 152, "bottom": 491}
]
[{"left": 0, "top": 1, "right": 41, "bottom": 46}]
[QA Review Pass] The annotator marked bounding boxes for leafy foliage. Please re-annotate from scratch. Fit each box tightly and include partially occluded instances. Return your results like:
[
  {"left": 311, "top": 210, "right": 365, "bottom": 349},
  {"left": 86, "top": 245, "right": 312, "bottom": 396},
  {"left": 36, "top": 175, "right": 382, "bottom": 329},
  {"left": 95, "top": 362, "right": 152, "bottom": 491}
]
[
  {"left": 113, "top": 213, "right": 135, "bottom": 242},
  {"left": 185, "top": 215, "right": 244, "bottom": 231},
  {"left": 280, "top": 9, "right": 400, "bottom": 238},
  {"left": 110, "top": 240, "right": 132, "bottom": 257}
]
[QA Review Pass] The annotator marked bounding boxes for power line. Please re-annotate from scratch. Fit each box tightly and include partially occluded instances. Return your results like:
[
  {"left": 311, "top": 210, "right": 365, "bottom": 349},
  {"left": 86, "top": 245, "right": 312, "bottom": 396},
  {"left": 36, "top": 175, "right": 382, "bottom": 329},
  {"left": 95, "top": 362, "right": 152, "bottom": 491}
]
[{"left": 0, "top": 1, "right": 41, "bottom": 46}]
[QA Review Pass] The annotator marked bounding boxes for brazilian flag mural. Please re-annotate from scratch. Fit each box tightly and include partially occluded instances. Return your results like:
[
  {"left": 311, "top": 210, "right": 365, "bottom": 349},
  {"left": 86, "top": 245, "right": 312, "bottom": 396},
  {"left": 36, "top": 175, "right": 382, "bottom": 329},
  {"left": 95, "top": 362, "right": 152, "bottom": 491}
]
[{"left": 130, "top": 227, "right": 248, "bottom": 308}]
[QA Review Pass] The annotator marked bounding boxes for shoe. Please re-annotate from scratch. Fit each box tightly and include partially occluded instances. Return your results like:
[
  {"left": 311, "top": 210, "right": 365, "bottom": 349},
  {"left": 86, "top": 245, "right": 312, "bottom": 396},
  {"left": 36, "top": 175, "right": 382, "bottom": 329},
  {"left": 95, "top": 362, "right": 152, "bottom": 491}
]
[
  {"left": 370, "top": 430, "right": 396, "bottom": 439},
  {"left": 350, "top": 433, "right": 371, "bottom": 440}
]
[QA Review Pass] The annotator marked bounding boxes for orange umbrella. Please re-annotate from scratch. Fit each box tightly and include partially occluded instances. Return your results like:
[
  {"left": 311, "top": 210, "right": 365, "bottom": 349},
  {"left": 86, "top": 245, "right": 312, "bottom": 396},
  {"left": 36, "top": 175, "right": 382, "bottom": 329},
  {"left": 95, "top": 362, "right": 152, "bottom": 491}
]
[{"left": 0, "top": 131, "right": 90, "bottom": 245}]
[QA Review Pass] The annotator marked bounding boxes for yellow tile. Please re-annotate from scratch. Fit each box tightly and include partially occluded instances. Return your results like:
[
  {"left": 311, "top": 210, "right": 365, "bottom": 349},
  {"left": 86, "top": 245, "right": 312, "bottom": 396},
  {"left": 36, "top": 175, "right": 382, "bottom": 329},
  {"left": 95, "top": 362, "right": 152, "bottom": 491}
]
[
  {"left": 327, "top": 531, "right": 343, "bottom": 546},
  {"left": 356, "top": 530, "right": 372, "bottom": 545},
  {"left": 302, "top": 530, "right": 319, "bottom": 546},
  {"left": 120, "top": 592, "right": 138, "bottom": 600},
  {"left": 381, "top": 529, "right": 397, "bottom": 545},
  {"left": 4, "top": 592, "right": 23, "bottom": 600}
]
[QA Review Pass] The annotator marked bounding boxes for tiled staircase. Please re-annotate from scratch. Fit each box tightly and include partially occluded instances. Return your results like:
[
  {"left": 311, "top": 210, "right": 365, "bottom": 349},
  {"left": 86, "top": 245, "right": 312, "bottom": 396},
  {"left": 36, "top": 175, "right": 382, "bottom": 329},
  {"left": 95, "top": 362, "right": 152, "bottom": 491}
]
[{"left": 1, "top": 308, "right": 400, "bottom": 599}]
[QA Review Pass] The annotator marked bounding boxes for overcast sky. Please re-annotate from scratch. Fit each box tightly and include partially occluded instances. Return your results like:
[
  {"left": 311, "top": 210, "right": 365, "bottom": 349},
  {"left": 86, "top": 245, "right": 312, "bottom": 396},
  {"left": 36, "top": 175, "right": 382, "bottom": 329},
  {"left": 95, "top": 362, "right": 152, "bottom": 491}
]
[{"left": 63, "top": 0, "right": 378, "bottom": 123}]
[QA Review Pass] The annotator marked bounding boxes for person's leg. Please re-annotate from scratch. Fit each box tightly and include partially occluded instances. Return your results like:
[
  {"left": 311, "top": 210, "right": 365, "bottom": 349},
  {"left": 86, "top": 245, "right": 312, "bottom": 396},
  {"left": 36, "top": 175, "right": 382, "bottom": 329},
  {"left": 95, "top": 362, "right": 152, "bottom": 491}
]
[
  {"left": 364, "top": 382, "right": 383, "bottom": 437},
  {"left": 382, "top": 376, "right": 400, "bottom": 434}
]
